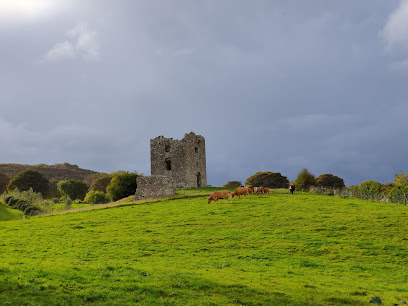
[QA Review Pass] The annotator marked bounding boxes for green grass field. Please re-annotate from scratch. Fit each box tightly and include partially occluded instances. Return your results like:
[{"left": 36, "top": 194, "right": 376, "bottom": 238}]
[
  {"left": 0, "top": 202, "right": 24, "bottom": 221},
  {"left": 1, "top": 192, "right": 408, "bottom": 305}
]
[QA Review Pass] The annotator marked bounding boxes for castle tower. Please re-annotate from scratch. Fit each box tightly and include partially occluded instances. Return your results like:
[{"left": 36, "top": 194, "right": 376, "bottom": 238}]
[{"left": 150, "top": 132, "right": 207, "bottom": 188}]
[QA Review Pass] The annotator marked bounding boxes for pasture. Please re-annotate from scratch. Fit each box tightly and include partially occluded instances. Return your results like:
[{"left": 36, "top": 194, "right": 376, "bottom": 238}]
[{"left": 1, "top": 192, "right": 408, "bottom": 305}]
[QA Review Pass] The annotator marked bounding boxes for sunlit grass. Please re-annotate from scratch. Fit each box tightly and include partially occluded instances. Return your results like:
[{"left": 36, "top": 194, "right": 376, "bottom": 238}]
[{"left": 1, "top": 192, "right": 408, "bottom": 304}]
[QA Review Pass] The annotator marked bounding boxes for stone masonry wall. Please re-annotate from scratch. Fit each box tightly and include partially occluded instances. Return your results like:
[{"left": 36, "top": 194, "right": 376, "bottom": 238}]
[{"left": 134, "top": 175, "right": 175, "bottom": 200}]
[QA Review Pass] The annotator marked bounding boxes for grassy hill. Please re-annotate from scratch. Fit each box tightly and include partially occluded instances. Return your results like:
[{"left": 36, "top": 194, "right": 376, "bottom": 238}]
[
  {"left": 0, "top": 163, "right": 101, "bottom": 181},
  {"left": 0, "top": 203, "right": 24, "bottom": 221},
  {"left": 1, "top": 192, "right": 408, "bottom": 305}
]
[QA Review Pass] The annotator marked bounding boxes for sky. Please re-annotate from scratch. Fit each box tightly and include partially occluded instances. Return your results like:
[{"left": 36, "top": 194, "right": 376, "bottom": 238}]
[{"left": 1, "top": 0, "right": 408, "bottom": 186}]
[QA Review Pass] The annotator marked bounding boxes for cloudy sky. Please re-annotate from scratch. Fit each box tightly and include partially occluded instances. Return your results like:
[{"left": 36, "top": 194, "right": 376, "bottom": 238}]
[{"left": 1, "top": 0, "right": 408, "bottom": 186}]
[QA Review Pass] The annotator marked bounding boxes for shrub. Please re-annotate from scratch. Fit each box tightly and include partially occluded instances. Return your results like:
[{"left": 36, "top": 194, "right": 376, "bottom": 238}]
[
  {"left": 57, "top": 180, "right": 89, "bottom": 201},
  {"left": 359, "top": 180, "right": 382, "bottom": 194},
  {"left": 84, "top": 191, "right": 111, "bottom": 204},
  {"left": 222, "top": 181, "right": 242, "bottom": 188},
  {"left": 389, "top": 184, "right": 408, "bottom": 205},
  {"left": 316, "top": 174, "right": 345, "bottom": 189},
  {"left": 2, "top": 189, "right": 43, "bottom": 216},
  {"left": 245, "top": 172, "right": 289, "bottom": 188},
  {"left": 293, "top": 168, "right": 316, "bottom": 191},
  {"left": 7, "top": 170, "right": 49, "bottom": 195},
  {"left": 106, "top": 172, "right": 138, "bottom": 201}
]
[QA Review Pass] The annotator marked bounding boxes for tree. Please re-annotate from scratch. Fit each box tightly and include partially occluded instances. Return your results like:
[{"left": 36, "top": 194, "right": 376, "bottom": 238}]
[
  {"left": 0, "top": 172, "right": 10, "bottom": 194},
  {"left": 90, "top": 175, "right": 113, "bottom": 192},
  {"left": 245, "top": 171, "right": 289, "bottom": 188},
  {"left": 57, "top": 180, "right": 89, "bottom": 201},
  {"left": 47, "top": 180, "right": 61, "bottom": 198},
  {"left": 316, "top": 174, "right": 345, "bottom": 189},
  {"left": 293, "top": 168, "right": 316, "bottom": 191},
  {"left": 7, "top": 170, "right": 49, "bottom": 195},
  {"left": 106, "top": 172, "right": 138, "bottom": 201},
  {"left": 222, "top": 181, "right": 242, "bottom": 188},
  {"left": 394, "top": 171, "right": 408, "bottom": 186}
]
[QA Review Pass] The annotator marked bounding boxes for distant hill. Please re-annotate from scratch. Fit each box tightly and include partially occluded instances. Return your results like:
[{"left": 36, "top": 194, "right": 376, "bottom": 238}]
[{"left": 0, "top": 163, "right": 103, "bottom": 182}]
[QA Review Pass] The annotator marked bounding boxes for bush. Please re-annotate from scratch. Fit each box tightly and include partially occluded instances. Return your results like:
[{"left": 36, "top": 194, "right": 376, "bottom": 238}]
[
  {"left": 359, "top": 180, "right": 382, "bottom": 194},
  {"left": 316, "top": 174, "right": 345, "bottom": 189},
  {"left": 57, "top": 180, "right": 89, "bottom": 201},
  {"left": 90, "top": 175, "right": 113, "bottom": 193},
  {"left": 222, "top": 181, "right": 242, "bottom": 188},
  {"left": 389, "top": 184, "right": 408, "bottom": 204},
  {"left": 7, "top": 170, "right": 49, "bottom": 195},
  {"left": 293, "top": 168, "right": 316, "bottom": 191},
  {"left": 245, "top": 172, "right": 289, "bottom": 188},
  {"left": 106, "top": 172, "right": 138, "bottom": 201},
  {"left": 84, "top": 191, "right": 111, "bottom": 204},
  {"left": 2, "top": 189, "right": 43, "bottom": 216}
]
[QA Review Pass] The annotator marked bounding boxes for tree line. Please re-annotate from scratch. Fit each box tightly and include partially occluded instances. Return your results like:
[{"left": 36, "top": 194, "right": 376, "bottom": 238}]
[{"left": 0, "top": 170, "right": 139, "bottom": 215}]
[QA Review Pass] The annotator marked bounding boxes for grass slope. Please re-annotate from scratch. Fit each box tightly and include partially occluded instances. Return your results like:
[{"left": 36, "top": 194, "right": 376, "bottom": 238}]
[
  {"left": 1, "top": 193, "right": 408, "bottom": 305},
  {"left": 0, "top": 203, "right": 24, "bottom": 221}
]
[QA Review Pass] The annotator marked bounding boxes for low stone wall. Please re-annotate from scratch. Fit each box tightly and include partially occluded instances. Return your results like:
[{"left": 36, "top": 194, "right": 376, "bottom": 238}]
[{"left": 134, "top": 175, "right": 175, "bottom": 200}]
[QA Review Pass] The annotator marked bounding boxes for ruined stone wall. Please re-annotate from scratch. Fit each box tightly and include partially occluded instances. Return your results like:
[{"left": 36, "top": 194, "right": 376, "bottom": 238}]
[
  {"left": 150, "top": 136, "right": 186, "bottom": 188},
  {"left": 134, "top": 175, "right": 175, "bottom": 200},
  {"left": 150, "top": 132, "right": 207, "bottom": 189},
  {"left": 182, "top": 132, "right": 207, "bottom": 188}
]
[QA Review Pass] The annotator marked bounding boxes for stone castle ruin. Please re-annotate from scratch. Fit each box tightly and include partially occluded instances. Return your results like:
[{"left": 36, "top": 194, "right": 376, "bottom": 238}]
[{"left": 135, "top": 132, "right": 207, "bottom": 200}]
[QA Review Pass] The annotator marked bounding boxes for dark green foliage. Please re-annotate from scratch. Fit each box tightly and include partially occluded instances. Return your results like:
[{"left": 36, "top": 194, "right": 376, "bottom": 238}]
[
  {"left": 90, "top": 175, "right": 113, "bottom": 193},
  {"left": 3, "top": 193, "right": 41, "bottom": 216},
  {"left": 389, "top": 184, "right": 408, "bottom": 204},
  {"left": 293, "top": 168, "right": 316, "bottom": 191},
  {"left": 245, "top": 171, "right": 289, "bottom": 188},
  {"left": 5, "top": 195, "right": 18, "bottom": 207},
  {"left": 46, "top": 180, "right": 61, "bottom": 199},
  {"left": 0, "top": 172, "right": 10, "bottom": 194},
  {"left": 359, "top": 180, "right": 382, "bottom": 194},
  {"left": 106, "top": 172, "right": 138, "bottom": 201},
  {"left": 57, "top": 180, "right": 89, "bottom": 201},
  {"left": 7, "top": 170, "right": 49, "bottom": 195},
  {"left": 84, "top": 191, "right": 111, "bottom": 204},
  {"left": 222, "top": 181, "right": 242, "bottom": 188},
  {"left": 316, "top": 174, "right": 345, "bottom": 189}
]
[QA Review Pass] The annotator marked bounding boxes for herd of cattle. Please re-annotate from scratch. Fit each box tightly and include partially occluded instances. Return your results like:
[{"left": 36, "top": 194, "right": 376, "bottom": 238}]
[{"left": 207, "top": 184, "right": 296, "bottom": 204}]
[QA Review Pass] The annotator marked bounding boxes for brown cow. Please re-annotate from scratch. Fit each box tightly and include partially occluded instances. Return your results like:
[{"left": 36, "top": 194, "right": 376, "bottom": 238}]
[
  {"left": 245, "top": 186, "right": 254, "bottom": 194},
  {"left": 263, "top": 187, "right": 270, "bottom": 194},
  {"left": 289, "top": 184, "right": 296, "bottom": 194},
  {"left": 207, "top": 190, "right": 232, "bottom": 204},
  {"left": 254, "top": 187, "right": 264, "bottom": 195},
  {"left": 232, "top": 187, "right": 250, "bottom": 199}
]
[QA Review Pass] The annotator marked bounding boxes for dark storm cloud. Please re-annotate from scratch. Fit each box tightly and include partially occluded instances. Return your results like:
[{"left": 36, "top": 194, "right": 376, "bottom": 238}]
[{"left": 1, "top": 0, "right": 407, "bottom": 186}]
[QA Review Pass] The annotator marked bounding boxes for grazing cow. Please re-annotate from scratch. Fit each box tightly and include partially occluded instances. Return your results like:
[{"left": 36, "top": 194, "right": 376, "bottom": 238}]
[
  {"left": 289, "top": 184, "right": 296, "bottom": 194},
  {"left": 263, "top": 188, "right": 270, "bottom": 194},
  {"left": 232, "top": 187, "right": 250, "bottom": 199},
  {"left": 207, "top": 190, "right": 232, "bottom": 204},
  {"left": 245, "top": 186, "right": 254, "bottom": 194},
  {"left": 254, "top": 187, "right": 264, "bottom": 195}
]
